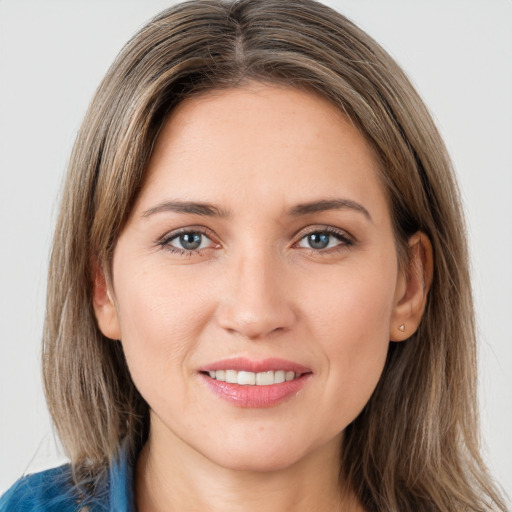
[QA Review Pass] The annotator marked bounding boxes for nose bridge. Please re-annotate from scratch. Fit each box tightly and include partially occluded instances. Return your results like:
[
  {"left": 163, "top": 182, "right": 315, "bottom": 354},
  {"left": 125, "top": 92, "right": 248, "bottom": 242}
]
[{"left": 216, "top": 241, "right": 295, "bottom": 339}]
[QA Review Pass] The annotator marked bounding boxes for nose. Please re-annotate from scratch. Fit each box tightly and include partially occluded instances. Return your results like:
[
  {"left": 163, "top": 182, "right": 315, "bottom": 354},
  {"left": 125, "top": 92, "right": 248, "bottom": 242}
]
[{"left": 215, "top": 248, "right": 297, "bottom": 340}]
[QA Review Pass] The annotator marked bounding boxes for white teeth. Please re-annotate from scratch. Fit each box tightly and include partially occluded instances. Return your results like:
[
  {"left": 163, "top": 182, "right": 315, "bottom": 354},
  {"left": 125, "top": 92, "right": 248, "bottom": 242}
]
[
  {"left": 207, "top": 369, "right": 299, "bottom": 385},
  {"left": 274, "top": 370, "right": 285, "bottom": 384},
  {"left": 237, "top": 371, "right": 256, "bottom": 385},
  {"left": 225, "top": 370, "right": 237, "bottom": 384},
  {"left": 256, "top": 371, "right": 274, "bottom": 386}
]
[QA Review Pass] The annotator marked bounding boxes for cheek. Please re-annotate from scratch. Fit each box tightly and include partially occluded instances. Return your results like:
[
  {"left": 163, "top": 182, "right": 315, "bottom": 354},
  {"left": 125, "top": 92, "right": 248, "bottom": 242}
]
[
  {"left": 303, "top": 258, "right": 396, "bottom": 344},
  {"left": 301, "top": 261, "right": 396, "bottom": 419},
  {"left": 111, "top": 264, "right": 213, "bottom": 396}
]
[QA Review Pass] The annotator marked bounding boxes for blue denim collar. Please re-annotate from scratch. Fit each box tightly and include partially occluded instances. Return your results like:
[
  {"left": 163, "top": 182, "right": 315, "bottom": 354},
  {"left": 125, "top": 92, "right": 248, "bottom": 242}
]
[{"left": 106, "top": 442, "right": 136, "bottom": 512}]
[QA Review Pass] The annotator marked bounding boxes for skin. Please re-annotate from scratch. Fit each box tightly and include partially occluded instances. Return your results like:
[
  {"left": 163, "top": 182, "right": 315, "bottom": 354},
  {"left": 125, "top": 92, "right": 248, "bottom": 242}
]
[{"left": 94, "top": 83, "right": 432, "bottom": 512}]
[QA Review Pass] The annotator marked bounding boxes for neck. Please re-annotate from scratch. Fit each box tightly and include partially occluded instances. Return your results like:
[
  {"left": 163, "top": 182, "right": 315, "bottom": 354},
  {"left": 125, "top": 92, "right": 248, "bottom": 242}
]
[{"left": 135, "top": 420, "right": 363, "bottom": 512}]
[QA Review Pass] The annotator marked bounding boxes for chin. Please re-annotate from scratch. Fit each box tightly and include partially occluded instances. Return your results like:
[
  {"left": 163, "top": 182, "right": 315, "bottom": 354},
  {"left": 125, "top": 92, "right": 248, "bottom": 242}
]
[
  {"left": 207, "top": 445, "right": 305, "bottom": 473},
  {"left": 199, "top": 429, "right": 336, "bottom": 474}
]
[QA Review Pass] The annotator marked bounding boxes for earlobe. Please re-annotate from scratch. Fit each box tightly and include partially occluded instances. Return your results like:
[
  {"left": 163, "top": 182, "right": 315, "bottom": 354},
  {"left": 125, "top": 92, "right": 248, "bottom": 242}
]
[
  {"left": 390, "top": 232, "right": 433, "bottom": 342},
  {"left": 92, "top": 260, "right": 121, "bottom": 341}
]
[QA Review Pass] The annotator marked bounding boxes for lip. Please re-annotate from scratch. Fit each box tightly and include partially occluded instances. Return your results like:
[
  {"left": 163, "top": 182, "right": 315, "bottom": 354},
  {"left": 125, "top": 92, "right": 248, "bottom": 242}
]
[
  {"left": 200, "top": 357, "right": 311, "bottom": 374},
  {"left": 199, "top": 357, "right": 312, "bottom": 408}
]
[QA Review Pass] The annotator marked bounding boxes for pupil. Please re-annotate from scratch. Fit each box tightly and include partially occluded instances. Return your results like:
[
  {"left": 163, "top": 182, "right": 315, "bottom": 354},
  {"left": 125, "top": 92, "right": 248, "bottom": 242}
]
[
  {"left": 309, "top": 233, "right": 329, "bottom": 249},
  {"left": 180, "top": 233, "right": 201, "bottom": 250}
]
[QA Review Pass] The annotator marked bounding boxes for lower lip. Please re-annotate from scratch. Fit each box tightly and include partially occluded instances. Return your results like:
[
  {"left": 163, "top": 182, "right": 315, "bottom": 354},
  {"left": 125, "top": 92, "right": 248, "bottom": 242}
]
[{"left": 200, "top": 373, "right": 311, "bottom": 408}]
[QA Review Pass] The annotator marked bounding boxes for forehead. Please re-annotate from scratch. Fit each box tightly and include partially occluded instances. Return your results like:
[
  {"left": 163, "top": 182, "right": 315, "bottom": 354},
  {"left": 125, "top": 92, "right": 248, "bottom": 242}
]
[{"left": 134, "top": 83, "right": 388, "bottom": 222}]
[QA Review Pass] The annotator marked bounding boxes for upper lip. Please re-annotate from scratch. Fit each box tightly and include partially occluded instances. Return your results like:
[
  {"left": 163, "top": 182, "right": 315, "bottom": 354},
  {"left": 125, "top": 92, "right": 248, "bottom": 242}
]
[{"left": 199, "top": 357, "right": 312, "bottom": 374}]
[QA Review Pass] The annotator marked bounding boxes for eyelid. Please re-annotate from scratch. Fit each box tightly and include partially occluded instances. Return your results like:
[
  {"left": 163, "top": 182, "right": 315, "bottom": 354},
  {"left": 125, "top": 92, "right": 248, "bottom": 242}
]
[
  {"left": 156, "top": 225, "right": 220, "bottom": 249},
  {"left": 154, "top": 224, "right": 354, "bottom": 254},
  {"left": 292, "top": 225, "right": 354, "bottom": 245}
]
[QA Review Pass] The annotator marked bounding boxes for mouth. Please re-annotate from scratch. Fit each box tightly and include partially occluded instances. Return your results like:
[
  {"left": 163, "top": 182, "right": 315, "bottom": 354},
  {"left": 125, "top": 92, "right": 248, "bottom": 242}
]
[
  {"left": 203, "top": 369, "right": 303, "bottom": 386},
  {"left": 199, "top": 358, "right": 312, "bottom": 408}
]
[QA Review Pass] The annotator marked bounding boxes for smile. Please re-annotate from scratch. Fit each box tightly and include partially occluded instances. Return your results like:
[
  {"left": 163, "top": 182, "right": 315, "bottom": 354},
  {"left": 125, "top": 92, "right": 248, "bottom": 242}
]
[
  {"left": 208, "top": 370, "right": 299, "bottom": 386},
  {"left": 199, "top": 358, "right": 312, "bottom": 408}
]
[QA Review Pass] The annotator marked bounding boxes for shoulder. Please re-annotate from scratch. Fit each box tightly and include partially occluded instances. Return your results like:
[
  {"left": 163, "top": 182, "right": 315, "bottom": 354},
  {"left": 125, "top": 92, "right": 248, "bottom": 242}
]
[
  {"left": 0, "top": 443, "right": 136, "bottom": 512},
  {"left": 0, "top": 464, "right": 81, "bottom": 512}
]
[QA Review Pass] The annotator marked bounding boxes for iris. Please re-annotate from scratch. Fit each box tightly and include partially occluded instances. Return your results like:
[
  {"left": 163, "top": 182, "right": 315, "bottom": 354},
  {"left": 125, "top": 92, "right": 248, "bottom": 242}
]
[
  {"left": 307, "top": 233, "right": 331, "bottom": 250},
  {"left": 179, "top": 233, "right": 202, "bottom": 250}
]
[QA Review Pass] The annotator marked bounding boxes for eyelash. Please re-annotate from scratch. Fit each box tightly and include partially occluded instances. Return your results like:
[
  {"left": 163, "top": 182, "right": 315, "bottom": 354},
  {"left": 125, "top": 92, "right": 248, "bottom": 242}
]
[
  {"left": 157, "top": 227, "right": 218, "bottom": 256},
  {"left": 293, "top": 226, "right": 354, "bottom": 255},
  {"left": 157, "top": 226, "right": 354, "bottom": 256}
]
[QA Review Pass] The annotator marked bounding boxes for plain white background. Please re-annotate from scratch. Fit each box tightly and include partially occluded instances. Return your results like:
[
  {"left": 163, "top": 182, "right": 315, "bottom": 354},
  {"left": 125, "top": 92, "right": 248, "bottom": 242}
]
[{"left": 0, "top": 0, "right": 511, "bottom": 500}]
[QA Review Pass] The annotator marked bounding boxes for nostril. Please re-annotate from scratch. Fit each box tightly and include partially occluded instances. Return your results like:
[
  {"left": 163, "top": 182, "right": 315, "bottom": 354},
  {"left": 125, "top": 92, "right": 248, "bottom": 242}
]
[{"left": 214, "top": 274, "right": 297, "bottom": 339}]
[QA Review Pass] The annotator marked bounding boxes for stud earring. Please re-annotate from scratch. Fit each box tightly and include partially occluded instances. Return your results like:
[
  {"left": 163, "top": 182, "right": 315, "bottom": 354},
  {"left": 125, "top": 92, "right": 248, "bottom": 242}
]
[{"left": 398, "top": 324, "right": 405, "bottom": 332}]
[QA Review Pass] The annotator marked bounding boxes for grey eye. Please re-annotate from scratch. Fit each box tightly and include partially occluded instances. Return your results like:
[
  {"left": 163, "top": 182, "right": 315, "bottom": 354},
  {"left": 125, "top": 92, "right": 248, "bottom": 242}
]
[
  {"left": 179, "top": 233, "right": 202, "bottom": 250},
  {"left": 306, "top": 233, "right": 330, "bottom": 249},
  {"left": 167, "top": 232, "right": 208, "bottom": 251},
  {"left": 298, "top": 231, "right": 345, "bottom": 250}
]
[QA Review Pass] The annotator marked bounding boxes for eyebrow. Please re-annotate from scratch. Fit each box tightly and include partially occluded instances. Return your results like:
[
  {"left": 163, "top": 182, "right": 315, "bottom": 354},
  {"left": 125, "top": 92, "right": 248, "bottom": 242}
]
[
  {"left": 288, "top": 199, "right": 372, "bottom": 222},
  {"left": 141, "top": 198, "right": 372, "bottom": 222},
  {"left": 142, "top": 200, "right": 229, "bottom": 218}
]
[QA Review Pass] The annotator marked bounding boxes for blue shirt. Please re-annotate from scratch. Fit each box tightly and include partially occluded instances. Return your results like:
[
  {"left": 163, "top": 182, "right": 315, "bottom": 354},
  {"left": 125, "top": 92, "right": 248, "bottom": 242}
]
[{"left": 0, "top": 446, "right": 135, "bottom": 511}]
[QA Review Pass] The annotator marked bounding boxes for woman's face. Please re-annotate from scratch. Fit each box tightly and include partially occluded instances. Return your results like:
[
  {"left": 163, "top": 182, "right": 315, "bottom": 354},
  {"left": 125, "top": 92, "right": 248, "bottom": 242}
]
[{"left": 98, "top": 83, "right": 410, "bottom": 471}]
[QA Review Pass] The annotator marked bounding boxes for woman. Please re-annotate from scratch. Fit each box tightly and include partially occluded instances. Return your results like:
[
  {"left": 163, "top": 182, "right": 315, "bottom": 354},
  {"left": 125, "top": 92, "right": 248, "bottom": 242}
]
[{"left": 0, "top": 0, "right": 507, "bottom": 510}]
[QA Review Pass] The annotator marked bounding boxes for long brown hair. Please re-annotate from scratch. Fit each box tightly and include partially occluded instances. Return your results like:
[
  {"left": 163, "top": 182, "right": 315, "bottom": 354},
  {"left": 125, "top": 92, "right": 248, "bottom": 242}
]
[{"left": 42, "top": 0, "right": 507, "bottom": 510}]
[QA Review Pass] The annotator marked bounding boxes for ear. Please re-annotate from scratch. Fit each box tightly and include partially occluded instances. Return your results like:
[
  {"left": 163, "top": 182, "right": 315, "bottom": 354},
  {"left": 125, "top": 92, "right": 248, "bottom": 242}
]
[
  {"left": 92, "top": 259, "right": 121, "bottom": 341},
  {"left": 390, "top": 232, "right": 433, "bottom": 341}
]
